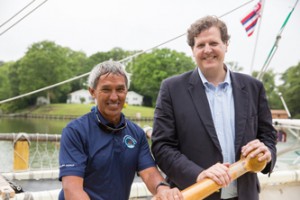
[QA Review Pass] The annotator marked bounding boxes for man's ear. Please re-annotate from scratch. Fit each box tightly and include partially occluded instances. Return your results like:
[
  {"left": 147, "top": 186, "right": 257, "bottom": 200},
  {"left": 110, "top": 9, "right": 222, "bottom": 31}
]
[
  {"left": 225, "top": 41, "right": 229, "bottom": 52},
  {"left": 88, "top": 87, "right": 95, "bottom": 98}
]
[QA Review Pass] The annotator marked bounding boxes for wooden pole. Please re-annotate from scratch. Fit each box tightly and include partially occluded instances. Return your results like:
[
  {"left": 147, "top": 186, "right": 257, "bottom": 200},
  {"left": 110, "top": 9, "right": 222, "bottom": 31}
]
[{"left": 181, "top": 153, "right": 267, "bottom": 200}]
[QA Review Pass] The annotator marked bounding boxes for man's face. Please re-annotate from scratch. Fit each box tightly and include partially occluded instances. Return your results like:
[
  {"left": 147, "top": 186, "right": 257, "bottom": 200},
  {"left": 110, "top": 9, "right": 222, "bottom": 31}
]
[
  {"left": 192, "top": 26, "right": 228, "bottom": 74},
  {"left": 89, "top": 73, "right": 127, "bottom": 124}
]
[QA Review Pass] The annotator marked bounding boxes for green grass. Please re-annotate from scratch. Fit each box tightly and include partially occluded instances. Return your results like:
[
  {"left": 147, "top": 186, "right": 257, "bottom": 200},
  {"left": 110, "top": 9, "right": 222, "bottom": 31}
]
[{"left": 31, "top": 103, "right": 155, "bottom": 118}]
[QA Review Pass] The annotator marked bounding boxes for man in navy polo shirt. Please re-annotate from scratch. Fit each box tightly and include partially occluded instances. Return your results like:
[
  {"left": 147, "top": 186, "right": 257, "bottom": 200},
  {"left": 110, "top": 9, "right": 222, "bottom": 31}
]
[{"left": 59, "top": 60, "right": 183, "bottom": 200}]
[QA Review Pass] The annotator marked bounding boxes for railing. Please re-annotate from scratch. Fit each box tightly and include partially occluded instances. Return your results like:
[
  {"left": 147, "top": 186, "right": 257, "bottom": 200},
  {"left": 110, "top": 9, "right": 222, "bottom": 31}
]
[
  {"left": 0, "top": 133, "right": 152, "bottom": 200},
  {"left": 0, "top": 133, "right": 60, "bottom": 171},
  {"left": 0, "top": 113, "right": 154, "bottom": 122},
  {"left": 1, "top": 119, "right": 300, "bottom": 200}
]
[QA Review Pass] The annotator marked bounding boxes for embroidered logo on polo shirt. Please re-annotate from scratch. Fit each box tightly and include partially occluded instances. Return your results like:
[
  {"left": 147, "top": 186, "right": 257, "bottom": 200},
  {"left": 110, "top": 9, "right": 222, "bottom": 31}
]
[
  {"left": 123, "top": 135, "right": 137, "bottom": 149},
  {"left": 59, "top": 163, "right": 75, "bottom": 168}
]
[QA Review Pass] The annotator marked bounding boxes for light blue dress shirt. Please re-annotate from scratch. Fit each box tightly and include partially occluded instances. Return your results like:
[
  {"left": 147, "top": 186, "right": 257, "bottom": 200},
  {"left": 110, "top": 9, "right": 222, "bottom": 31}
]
[{"left": 198, "top": 67, "right": 237, "bottom": 198}]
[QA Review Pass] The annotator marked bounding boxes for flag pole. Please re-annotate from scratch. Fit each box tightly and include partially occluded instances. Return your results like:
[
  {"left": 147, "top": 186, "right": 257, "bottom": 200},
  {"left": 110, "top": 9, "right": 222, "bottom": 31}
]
[{"left": 249, "top": 0, "right": 265, "bottom": 74}]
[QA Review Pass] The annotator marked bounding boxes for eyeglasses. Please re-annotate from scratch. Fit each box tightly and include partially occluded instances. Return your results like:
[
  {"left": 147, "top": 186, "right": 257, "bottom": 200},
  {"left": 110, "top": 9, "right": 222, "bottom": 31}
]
[{"left": 95, "top": 113, "right": 127, "bottom": 133}]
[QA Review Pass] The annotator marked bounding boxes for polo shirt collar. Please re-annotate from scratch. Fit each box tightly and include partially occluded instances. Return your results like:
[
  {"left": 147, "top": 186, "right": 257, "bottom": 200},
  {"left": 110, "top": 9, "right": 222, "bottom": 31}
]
[{"left": 91, "top": 106, "right": 126, "bottom": 129}]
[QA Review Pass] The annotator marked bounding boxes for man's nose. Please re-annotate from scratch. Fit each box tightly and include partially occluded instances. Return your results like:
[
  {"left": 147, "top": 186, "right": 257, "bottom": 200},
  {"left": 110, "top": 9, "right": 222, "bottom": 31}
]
[
  {"left": 203, "top": 44, "right": 212, "bottom": 53},
  {"left": 109, "top": 91, "right": 118, "bottom": 100}
]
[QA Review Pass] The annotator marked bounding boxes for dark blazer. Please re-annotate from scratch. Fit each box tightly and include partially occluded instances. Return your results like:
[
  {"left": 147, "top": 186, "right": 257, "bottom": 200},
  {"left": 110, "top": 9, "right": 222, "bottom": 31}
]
[{"left": 151, "top": 68, "right": 277, "bottom": 200}]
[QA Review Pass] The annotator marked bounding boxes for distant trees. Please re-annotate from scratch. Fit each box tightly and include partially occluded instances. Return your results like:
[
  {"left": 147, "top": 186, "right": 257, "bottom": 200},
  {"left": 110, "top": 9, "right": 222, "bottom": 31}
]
[
  {"left": 252, "top": 70, "right": 282, "bottom": 110},
  {"left": 86, "top": 47, "right": 136, "bottom": 69},
  {"left": 0, "top": 40, "right": 299, "bottom": 118},
  {"left": 17, "top": 41, "right": 74, "bottom": 103},
  {"left": 0, "top": 43, "right": 140, "bottom": 112},
  {"left": 0, "top": 63, "right": 11, "bottom": 101},
  {"left": 0, "top": 41, "right": 88, "bottom": 111},
  {"left": 279, "top": 62, "right": 300, "bottom": 118},
  {"left": 128, "top": 48, "right": 195, "bottom": 106}
]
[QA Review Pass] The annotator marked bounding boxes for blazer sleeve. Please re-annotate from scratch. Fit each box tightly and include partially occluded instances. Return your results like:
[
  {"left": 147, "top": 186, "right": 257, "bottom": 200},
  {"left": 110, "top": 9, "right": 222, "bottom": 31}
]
[
  {"left": 151, "top": 78, "right": 203, "bottom": 189},
  {"left": 256, "top": 82, "right": 277, "bottom": 174}
]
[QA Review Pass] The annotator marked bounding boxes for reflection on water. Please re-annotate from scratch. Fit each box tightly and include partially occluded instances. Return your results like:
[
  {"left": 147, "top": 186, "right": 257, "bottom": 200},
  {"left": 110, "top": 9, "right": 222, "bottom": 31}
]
[{"left": 0, "top": 118, "right": 71, "bottom": 134}]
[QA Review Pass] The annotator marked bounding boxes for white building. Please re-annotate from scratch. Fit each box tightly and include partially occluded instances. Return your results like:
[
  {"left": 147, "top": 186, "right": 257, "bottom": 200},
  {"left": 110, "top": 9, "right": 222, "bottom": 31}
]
[
  {"left": 126, "top": 91, "right": 143, "bottom": 106},
  {"left": 67, "top": 89, "right": 94, "bottom": 104}
]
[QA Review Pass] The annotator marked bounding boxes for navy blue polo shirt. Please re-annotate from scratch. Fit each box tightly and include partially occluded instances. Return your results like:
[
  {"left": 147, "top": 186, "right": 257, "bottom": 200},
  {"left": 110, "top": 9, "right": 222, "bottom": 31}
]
[{"left": 59, "top": 107, "right": 155, "bottom": 200}]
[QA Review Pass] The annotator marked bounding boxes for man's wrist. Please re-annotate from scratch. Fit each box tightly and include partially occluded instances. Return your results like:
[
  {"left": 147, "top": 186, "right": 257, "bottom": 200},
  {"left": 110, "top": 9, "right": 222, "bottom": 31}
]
[{"left": 155, "top": 181, "right": 171, "bottom": 192}]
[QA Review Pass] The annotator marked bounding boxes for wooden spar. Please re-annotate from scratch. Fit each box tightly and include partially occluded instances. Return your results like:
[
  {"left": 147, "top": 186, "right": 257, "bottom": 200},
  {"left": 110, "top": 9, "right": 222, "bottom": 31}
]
[
  {"left": 181, "top": 153, "right": 267, "bottom": 200},
  {"left": 0, "top": 133, "right": 61, "bottom": 142},
  {"left": 0, "top": 174, "right": 15, "bottom": 199}
]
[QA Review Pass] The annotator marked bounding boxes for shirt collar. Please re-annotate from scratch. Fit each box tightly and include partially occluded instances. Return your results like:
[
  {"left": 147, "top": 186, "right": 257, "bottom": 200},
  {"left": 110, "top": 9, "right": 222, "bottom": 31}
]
[
  {"left": 197, "top": 64, "right": 231, "bottom": 88},
  {"left": 91, "top": 106, "right": 126, "bottom": 129}
]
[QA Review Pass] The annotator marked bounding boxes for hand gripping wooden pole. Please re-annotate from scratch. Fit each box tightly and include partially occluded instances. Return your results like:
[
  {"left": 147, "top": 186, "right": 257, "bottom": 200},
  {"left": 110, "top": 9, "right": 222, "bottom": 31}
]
[{"left": 181, "top": 153, "right": 267, "bottom": 200}]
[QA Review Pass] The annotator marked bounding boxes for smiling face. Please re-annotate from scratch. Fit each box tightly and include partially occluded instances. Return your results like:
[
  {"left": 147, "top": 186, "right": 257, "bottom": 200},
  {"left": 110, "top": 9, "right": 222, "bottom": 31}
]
[
  {"left": 192, "top": 26, "right": 228, "bottom": 78},
  {"left": 89, "top": 73, "right": 128, "bottom": 125}
]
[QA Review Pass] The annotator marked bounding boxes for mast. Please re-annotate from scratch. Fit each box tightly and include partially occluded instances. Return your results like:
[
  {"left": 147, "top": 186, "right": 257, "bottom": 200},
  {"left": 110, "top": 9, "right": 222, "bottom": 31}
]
[{"left": 249, "top": 0, "right": 265, "bottom": 74}]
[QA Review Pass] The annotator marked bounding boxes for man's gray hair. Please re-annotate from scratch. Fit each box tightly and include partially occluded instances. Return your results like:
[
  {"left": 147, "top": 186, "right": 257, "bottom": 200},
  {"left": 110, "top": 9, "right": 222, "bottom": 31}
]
[{"left": 87, "top": 60, "right": 130, "bottom": 89}]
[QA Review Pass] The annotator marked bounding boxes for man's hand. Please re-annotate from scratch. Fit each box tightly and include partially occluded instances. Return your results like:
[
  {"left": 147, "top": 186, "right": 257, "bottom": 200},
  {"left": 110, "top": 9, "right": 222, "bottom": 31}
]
[
  {"left": 241, "top": 139, "right": 272, "bottom": 163},
  {"left": 196, "top": 162, "right": 231, "bottom": 187},
  {"left": 152, "top": 186, "right": 183, "bottom": 200}
]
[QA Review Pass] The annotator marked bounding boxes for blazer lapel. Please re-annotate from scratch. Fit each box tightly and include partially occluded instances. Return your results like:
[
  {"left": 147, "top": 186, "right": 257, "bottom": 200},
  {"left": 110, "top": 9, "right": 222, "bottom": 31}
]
[
  {"left": 231, "top": 72, "right": 249, "bottom": 155},
  {"left": 187, "top": 69, "right": 222, "bottom": 153}
]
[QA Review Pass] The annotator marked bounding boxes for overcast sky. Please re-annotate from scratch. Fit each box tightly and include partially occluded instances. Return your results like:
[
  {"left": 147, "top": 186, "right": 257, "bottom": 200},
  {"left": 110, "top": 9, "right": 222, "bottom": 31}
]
[{"left": 1, "top": 0, "right": 299, "bottom": 75}]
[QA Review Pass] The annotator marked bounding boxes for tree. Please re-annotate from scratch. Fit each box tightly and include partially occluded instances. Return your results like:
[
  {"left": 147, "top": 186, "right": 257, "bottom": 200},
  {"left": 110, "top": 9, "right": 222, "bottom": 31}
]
[
  {"left": 17, "top": 41, "right": 75, "bottom": 104},
  {"left": 128, "top": 48, "right": 195, "bottom": 106},
  {"left": 64, "top": 50, "right": 88, "bottom": 93},
  {"left": 83, "top": 47, "right": 138, "bottom": 89},
  {"left": 86, "top": 47, "right": 135, "bottom": 70},
  {"left": 279, "top": 62, "right": 300, "bottom": 118},
  {"left": 0, "top": 61, "right": 28, "bottom": 112},
  {"left": 252, "top": 70, "right": 282, "bottom": 109},
  {"left": 0, "top": 62, "right": 11, "bottom": 100}
]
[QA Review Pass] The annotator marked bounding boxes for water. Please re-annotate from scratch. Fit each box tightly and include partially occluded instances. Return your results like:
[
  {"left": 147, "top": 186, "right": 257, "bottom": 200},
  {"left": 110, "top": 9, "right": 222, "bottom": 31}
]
[
  {"left": 0, "top": 117, "right": 153, "bottom": 134},
  {"left": 0, "top": 118, "right": 70, "bottom": 134}
]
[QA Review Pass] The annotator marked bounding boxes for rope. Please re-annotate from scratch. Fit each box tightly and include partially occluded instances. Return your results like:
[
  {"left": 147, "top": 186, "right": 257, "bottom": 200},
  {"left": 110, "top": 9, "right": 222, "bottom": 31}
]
[
  {"left": 0, "top": 0, "right": 254, "bottom": 105},
  {"left": 0, "top": 0, "right": 36, "bottom": 28},
  {"left": 0, "top": 0, "right": 48, "bottom": 36},
  {"left": 29, "top": 133, "right": 42, "bottom": 169}
]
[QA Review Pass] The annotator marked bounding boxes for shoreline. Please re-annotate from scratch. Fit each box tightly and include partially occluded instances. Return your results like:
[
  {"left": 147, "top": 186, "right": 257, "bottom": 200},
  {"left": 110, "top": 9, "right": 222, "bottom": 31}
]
[{"left": 0, "top": 113, "right": 154, "bottom": 121}]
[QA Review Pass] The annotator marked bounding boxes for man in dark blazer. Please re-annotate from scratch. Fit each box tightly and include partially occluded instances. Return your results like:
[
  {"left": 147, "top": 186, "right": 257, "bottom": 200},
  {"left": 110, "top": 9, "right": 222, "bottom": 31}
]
[{"left": 151, "top": 16, "right": 277, "bottom": 200}]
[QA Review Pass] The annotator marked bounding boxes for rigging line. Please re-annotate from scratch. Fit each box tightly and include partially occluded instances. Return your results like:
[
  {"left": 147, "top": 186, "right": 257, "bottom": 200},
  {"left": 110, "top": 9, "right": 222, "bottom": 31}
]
[
  {"left": 257, "top": 41, "right": 278, "bottom": 80},
  {"left": 0, "top": 72, "right": 90, "bottom": 104},
  {"left": 119, "top": 33, "right": 186, "bottom": 63},
  {"left": 257, "top": 0, "right": 299, "bottom": 80},
  {"left": 0, "top": 0, "right": 37, "bottom": 28},
  {"left": 0, "top": 0, "right": 254, "bottom": 105},
  {"left": 218, "top": 0, "right": 255, "bottom": 18},
  {"left": 0, "top": 0, "right": 48, "bottom": 37},
  {"left": 119, "top": 0, "right": 256, "bottom": 64}
]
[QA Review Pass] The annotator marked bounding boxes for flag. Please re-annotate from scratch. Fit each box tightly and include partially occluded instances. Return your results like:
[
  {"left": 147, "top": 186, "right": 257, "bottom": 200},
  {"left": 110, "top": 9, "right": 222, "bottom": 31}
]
[{"left": 241, "top": 0, "right": 262, "bottom": 37}]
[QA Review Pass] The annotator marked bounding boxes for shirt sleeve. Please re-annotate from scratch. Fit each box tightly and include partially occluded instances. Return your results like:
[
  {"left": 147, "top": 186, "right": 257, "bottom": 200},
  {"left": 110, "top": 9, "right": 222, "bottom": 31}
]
[
  {"left": 59, "top": 125, "right": 88, "bottom": 180},
  {"left": 137, "top": 126, "right": 156, "bottom": 172}
]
